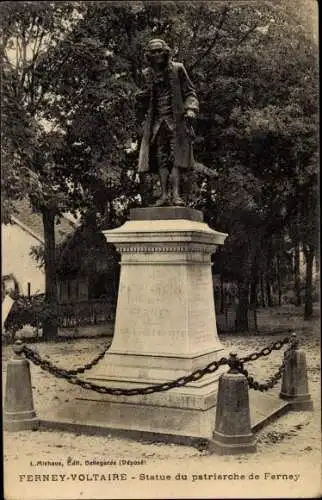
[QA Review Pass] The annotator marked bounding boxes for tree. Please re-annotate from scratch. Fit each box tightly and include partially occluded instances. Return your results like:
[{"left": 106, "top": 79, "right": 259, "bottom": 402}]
[
  {"left": 194, "top": 0, "right": 318, "bottom": 325},
  {"left": 1, "top": 1, "right": 86, "bottom": 338}
]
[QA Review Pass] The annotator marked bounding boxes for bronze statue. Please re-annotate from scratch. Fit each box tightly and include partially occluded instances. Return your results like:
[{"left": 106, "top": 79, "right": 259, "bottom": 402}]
[{"left": 136, "top": 39, "right": 199, "bottom": 206}]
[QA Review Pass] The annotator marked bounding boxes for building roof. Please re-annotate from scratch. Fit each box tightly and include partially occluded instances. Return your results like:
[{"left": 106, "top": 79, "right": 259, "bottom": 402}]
[{"left": 10, "top": 198, "right": 78, "bottom": 245}]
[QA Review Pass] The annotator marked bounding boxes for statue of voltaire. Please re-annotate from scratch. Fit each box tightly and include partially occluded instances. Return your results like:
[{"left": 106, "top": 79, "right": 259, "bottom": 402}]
[{"left": 136, "top": 39, "right": 199, "bottom": 206}]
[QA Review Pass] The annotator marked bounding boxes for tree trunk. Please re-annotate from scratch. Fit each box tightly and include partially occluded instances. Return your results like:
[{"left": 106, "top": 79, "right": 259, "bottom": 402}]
[
  {"left": 260, "top": 273, "right": 266, "bottom": 307},
  {"left": 304, "top": 245, "right": 315, "bottom": 319},
  {"left": 249, "top": 280, "right": 258, "bottom": 333},
  {"left": 250, "top": 251, "right": 259, "bottom": 309},
  {"left": 265, "top": 239, "right": 274, "bottom": 307},
  {"left": 250, "top": 280, "right": 257, "bottom": 308},
  {"left": 42, "top": 208, "right": 58, "bottom": 339},
  {"left": 220, "top": 273, "right": 224, "bottom": 313},
  {"left": 266, "top": 277, "right": 273, "bottom": 307},
  {"left": 276, "top": 254, "right": 282, "bottom": 307},
  {"left": 294, "top": 242, "right": 302, "bottom": 306},
  {"left": 235, "top": 281, "right": 249, "bottom": 332}
]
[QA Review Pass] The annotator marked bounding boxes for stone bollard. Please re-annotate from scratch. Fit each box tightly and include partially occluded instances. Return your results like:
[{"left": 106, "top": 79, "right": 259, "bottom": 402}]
[
  {"left": 4, "top": 340, "right": 39, "bottom": 431},
  {"left": 280, "top": 333, "right": 313, "bottom": 410},
  {"left": 210, "top": 353, "right": 256, "bottom": 455}
]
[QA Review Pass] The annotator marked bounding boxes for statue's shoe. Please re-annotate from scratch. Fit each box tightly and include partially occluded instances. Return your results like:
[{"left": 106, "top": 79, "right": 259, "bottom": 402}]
[
  {"left": 172, "top": 196, "right": 185, "bottom": 206},
  {"left": 154, "top": 195, "right": 169, "bottom": 207}
]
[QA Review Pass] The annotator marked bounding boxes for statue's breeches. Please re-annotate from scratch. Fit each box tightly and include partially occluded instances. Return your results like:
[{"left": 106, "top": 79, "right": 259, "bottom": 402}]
[{"left": 151, "top": 120, "right": 175, "bottom": 170}]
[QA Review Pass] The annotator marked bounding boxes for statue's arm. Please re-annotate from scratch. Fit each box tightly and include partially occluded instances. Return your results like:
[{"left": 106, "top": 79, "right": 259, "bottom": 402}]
[{"left": 178, "top": 64, "right": 199, "bottom": 118}]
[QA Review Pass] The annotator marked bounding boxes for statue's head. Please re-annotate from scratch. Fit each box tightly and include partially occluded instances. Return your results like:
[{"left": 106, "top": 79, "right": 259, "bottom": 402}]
[{"left": 145, "top": 38, "right": 171, "bottom": 69}]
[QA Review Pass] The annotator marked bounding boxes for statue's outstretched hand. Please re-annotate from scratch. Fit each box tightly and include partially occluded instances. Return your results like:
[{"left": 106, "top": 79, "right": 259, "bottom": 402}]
[
  {"left": 184, "top": 110, "right": 196, "bottom": 141},
  {"left": 184, "top": 109, "right": 196, "bottom": 121}
]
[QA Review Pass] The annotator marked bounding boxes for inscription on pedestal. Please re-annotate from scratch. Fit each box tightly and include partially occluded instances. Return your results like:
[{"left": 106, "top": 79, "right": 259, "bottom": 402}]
[
  {"left": 113, "top": 264, "right": 189, "bottom": 354},
  {"left": 111, "top": 260, "right": 219, "bottom": 356}
]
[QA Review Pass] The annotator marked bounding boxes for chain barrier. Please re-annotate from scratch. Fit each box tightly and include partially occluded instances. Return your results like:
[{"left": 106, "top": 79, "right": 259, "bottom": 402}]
[
  {"left": 231, "top": 334, "right": 297, "bottom": 392},
  {"left": 23, "top": 343, "right": 111, "bottom": 376},
  {"left": 238, "top": 343, "right": 294, "bottom": 392},
  {"left": 238, "top": 336, "right": 290, "bottom": 364},
  {"left": 20, "top": 333, "right": 296, "bottom": 397},
  {"left": 22, "top": 345, "right": 228, "bottom": 396}
]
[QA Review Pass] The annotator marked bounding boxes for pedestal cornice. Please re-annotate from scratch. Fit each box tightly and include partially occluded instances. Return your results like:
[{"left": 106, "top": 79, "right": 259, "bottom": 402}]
[{"left": 103, "top": 219, "right": 228, "bottom": 249}]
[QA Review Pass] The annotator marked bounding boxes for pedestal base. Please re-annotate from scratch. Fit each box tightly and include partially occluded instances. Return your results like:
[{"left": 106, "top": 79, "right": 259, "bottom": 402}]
[
  {"left": 47, "top": 373, "right": 226, "bottom": 439},
  {"left": 40, "top": 388, "right": 290, "bottom": 444}
]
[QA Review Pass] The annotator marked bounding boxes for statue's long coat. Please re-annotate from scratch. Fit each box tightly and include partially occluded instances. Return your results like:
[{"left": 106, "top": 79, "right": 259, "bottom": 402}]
[{"left": 137, "top": 61, "right": 199, "bottom": 173}]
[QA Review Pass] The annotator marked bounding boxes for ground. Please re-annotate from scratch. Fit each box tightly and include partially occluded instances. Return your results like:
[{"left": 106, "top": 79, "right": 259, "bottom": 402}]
[{"left": 2, "top": 306, "right": 321, "bottom": 499}]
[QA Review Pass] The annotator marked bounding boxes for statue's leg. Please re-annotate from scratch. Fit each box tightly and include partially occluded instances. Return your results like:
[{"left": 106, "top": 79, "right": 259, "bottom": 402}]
[
  {"left": 154, "top": 125, "right": 170, "bottom": 206},
  {"left": 156, "top": 167, "right": 169, "bottom": 204},
  {"left": 139, "top": 172, "right": 154, "bottom": 207},
  {"left": 171, "top": 167, "right": 185, "bottom": 206},
  {"left": 167, "top": 125, "right": 184, "bottom": 206}
]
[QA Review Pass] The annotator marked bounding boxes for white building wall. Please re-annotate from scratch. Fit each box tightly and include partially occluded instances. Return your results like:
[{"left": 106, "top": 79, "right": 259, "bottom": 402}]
[{"left": 2, "top": 223, "right": 45, "bottom": 296}]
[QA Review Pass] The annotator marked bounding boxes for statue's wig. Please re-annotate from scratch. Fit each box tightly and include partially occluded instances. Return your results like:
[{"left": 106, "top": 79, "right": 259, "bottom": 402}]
[{"left": 144, "top": 38, "right": 171, "bottom": 64}]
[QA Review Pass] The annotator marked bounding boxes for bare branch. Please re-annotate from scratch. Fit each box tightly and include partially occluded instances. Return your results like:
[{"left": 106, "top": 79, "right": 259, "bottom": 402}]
[
  {"left": 20, "top": 21, "right": 46, "bottom": 102},
  {"left": 187, "top": 9, "right": 203, "bottom": 53},
  {"left": 202, "top": 22, "right": 263, "bottom": 96},
  {"left": 2, "top": 48, "right": 12, "bottom": 67},
  {"left": 30, "top": 21, "right": 46, "bottom": 64},
  {"left": 188, "top": 6, "right": 230, "bottom": 72},
  {"left": 21, "top": 29, "right": 27, "bottom": 67},
  {"left": 15, "top": 36, "right": 21, "bottom": 70},
  {"left": 30, "top": 49, "right": 72, "bottom": 114},
  {"left": 1, "top": 31, "right": 12, "bottom": 51},
  {"left": 233, "top": 23, "right": 260, "bottom": 52},
  {"left": 18, "top": 28, "right": 31, "bottom": 94},
  {"left": 34, "top": 29, "right": 45, "bottom": 60}
]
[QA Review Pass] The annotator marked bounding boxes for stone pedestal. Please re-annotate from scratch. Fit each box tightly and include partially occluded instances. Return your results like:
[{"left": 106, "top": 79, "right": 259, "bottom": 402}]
[{"left": 79, "top": 207, "right": 228, "bottom": 439}]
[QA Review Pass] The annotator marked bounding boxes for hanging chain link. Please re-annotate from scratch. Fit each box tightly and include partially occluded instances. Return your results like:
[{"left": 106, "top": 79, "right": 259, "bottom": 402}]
[
  {"left": 23, "top": 343, "right": 111, "bottom": 376},
  {"left": 238, "top": 342, "right": 295, "bottom": 392},
  {"left": 238, "top": 336, "right": 290, "bottom": 364},
  {"left": 20, "top": 333, "right": 295, "bottom": 396}
]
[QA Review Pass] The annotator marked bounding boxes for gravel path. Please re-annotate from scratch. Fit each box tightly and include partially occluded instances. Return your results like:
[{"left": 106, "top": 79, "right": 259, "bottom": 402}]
[{"left": 3, "top": 310, "right": 321, "bottom": 499}]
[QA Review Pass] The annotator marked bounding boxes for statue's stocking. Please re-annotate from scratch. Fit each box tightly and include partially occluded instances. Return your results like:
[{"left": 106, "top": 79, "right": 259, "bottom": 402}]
[
  {"left": 171, "top": 167, "right": 185, "bottom": 206},
  {"left": 159, "top": 167, "right": 169, "bottom": 199}
]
